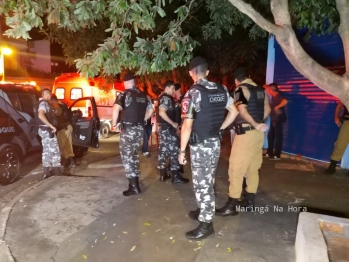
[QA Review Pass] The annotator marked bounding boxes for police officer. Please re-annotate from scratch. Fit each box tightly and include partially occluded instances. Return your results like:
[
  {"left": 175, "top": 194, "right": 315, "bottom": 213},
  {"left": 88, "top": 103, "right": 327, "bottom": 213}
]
[
  {"left": 112, "top": 73, "right": 154, "bottom": 196},
  {"left": 216, "top": 67, "right": 270, "bottom": 216},
  {"left": 157, "top": 80, "right": 189, "bottom": 183},
  {"left": 38, "top": 89, "right": 61, "bottom": 179},
  {"left": 51, "top": 94, "right": 75, "bottom": 173},
  {"left": 178, "top": 57, "right": 239, "bottom": 240},
  {"left": 325, "top": 101, "right": 349, "bottom": 176}
]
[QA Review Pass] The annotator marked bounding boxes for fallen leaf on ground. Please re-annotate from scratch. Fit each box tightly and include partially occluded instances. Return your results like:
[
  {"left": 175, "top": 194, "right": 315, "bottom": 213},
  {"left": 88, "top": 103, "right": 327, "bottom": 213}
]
[
  {"left": 216, "top": 244, "right": 219, "bottom": 248},
  {"left": 82, "top": 254, "right": 87, "bottom": 259},
  {"left": 172, "top": 239, "right": 175, "bottom": 243},
  {"left": 285, "top": 231, "right": 288, "bottom": 234},
  {"left": 156, "top": 229, "right": 161, "bottom": 232},
  {"left": 95, "top": 239, "right": 97, "bottom": 243},
  {"left": 144, "top": 223, "right": 151, "bottom": 226},
  {"left": 103, "top": 232, "right": 106, "bottom": 235},
  {"left": 142, "top": 232, "right": 146, "bottom": 235},
  {"left": 227, "top": 247, "right": 232, "bottom": 253},
  {"left": 194, "top": 247, "right": 201, "bottom": 251},
  {"left": 123, "top": 231, "right": 128, "bottom": 234},
  {"left": 138, "top": 198, "right": 142, "bottom": 200},
  {"left": 110, "top": 241, "right": 114, "bottom": 243},
  {"left": 113, "top": 223, "right": 116, "bottom": 226},
  {"left": 130, "top": 246, "right": 136, "bottom": 252},
  {"left": 103, "top": 236, "right": 107, "bottom": 240}
]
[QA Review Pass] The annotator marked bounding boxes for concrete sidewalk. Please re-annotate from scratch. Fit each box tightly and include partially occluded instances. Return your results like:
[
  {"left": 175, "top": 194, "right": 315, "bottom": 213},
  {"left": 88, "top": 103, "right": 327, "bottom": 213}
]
[{"left": 2, "top": 141, "right": 349, "bottom": 262}]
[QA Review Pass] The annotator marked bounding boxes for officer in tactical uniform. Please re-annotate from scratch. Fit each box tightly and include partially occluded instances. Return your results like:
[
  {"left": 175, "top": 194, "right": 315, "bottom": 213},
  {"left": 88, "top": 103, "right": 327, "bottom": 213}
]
[
  {"left": 216, "top": 67, "right": 270, "bottom": 216},
  {"left": 325, "top": 101, "right": 349, "bottom": 176},
  {"left": 178, "top": 57, "right": 239, "bottom": 240},
  {"left": 157, "top": 80, "right": 189, "bottom": 183},
  {"left": 51, "top": 94, "right": 75, "bottom": 173},
  {"left": 112, "top": 73, "right": 154, "bottom": 196},
  {"left": 38, "top": 89, "right": 62, "bottom": 179}
]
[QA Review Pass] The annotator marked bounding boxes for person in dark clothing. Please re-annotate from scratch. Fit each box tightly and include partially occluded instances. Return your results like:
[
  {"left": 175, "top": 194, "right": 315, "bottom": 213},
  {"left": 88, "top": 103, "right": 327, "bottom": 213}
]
[
  {"left": 174, "top": 83, "right": 185, "bottom": 173},
  {"left": 142, "top": 97, "right": 154, "bottom": 156},
  {"left": 264, "top": 83, "right": 288, "bottom": 160}
]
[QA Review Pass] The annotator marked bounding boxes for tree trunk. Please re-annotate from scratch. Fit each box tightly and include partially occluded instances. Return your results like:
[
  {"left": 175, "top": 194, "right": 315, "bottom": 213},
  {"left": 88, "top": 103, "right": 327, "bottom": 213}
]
[
  {"left": 228, "top": 0, "right": 349, "bottom": 108},
  {"left": 144, "top": 75, "right": 158, "bottom": 99},
  {"left": 172, "top": 69, "right": 178, "bottom": 83}
]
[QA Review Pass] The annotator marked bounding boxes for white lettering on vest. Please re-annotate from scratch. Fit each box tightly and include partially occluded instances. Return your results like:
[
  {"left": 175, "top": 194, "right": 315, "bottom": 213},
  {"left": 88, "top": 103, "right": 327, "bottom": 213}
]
[
  {"left": 208, "top": 94, "right": 225, "bottom": 103},
  {"left": 0, "top": 127, "right": 15, "bottom": 133},
  {"left": 136, "top": 97, "right": 146, "bottom": 103}
]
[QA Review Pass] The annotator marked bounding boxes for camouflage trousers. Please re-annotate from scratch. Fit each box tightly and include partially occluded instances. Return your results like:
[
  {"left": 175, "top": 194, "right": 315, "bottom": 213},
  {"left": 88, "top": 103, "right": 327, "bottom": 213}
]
[
  {"left": 190, "top": 137, "right": 220, "bottom": 223},
  {"left": 38, "top": 129, "right": 61, "bottom": 167},
  {"left": 157, "top": 126, "right": 180, "bottom": 171},
  {"left": 119, "top": 125, "right": 144, "bottom": 178}
]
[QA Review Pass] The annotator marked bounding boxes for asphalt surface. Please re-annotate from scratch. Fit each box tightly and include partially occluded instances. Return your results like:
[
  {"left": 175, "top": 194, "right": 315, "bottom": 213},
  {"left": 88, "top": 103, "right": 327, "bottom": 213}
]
[
  {"left": 3, "top": 134, "right": 349, "bottom": 262},
  {"left": 0, "top": 133, "right": 121, "bottom": 209}
]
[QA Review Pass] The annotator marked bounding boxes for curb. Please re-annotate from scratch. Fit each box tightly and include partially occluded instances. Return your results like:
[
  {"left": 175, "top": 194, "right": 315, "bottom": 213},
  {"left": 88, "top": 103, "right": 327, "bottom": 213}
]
[
  {"left": 0, "top": 176, "right": 59, "bottom": 262},
  {"left": 281, "top": 153, "right": 329, "bottom": 168},
  {"left": 87, "top": 163, "right": 123, "bottom": 169}
]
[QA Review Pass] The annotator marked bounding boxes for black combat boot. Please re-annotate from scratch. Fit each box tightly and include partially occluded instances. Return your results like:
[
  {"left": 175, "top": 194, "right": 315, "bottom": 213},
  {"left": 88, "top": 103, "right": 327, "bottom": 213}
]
[
  {"left": 325, "top": 160, "right": 337, "bottom": 175},
  {"left": 52, "top": 167, "right": 62, "bottom": 176},
  {"left": 172, "top": 170, "right": 189, "bottom": 184},
  {"left": 123, "top": 177, "right": 141, "bottom": 196},
  {"left": 179, "top": 165, "right": 184, "bottom": 174},
  {"left": 242, "top": 177, "right": 247, "bottom": 190},
  {"left": 241, "top": 193, "right": 255, "bottom": 212},
  {"left": 65, "top": 156, "right": 75, "bottom": 168},
  {"left": 189, "top": 208, "right": 200, "bottom": 221},
  {"left": 159, "top": 169, "right": 171, "bottom": 182},
  {"left": 185, "top": 222, "right": 214, "bottom": 240},
  {"left": 215, "top": 197, "right": 239, "bottom": 216},
  {"left": 42, "top": 167, "right": 51, "bottom": 179}
]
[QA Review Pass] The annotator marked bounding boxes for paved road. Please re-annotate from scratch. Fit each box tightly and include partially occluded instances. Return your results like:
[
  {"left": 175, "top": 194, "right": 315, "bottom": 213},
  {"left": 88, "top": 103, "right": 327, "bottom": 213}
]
[{"left": 0, "top": 134, "right": 121, "bottom": 208}]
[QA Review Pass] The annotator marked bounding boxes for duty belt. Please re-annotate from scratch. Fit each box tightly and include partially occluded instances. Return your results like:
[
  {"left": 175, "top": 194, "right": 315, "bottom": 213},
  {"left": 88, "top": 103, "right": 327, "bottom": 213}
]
[
  {"left": 39, "top": 125, "right": 51, "bottom": 131},
  {"left": 242, "top": 125, "right": 255, "bottom": 131}
]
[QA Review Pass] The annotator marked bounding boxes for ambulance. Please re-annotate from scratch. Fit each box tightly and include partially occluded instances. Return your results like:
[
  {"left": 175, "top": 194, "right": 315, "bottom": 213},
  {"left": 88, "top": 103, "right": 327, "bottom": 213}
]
[{"left": 52, "top": 73, "right": 124, "bottom": 138}]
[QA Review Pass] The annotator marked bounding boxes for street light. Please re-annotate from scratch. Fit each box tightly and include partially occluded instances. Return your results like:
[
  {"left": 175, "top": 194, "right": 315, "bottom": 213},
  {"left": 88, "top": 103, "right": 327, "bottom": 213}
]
[{"left": 0, "top": 47, "right": 13, "bottom": 82}]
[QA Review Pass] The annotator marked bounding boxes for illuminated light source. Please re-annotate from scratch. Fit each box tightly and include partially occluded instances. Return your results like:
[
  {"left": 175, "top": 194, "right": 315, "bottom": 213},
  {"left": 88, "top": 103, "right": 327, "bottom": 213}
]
[
  {"left": 0, "top": 47, "right": 13, "bottom": 82},
  {"left": 29, "top": 81, "right": 36, "bottom": 86}
]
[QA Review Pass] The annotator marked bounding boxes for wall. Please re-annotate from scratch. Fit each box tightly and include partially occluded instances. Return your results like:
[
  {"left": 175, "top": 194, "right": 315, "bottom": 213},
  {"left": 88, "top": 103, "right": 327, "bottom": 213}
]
[{"left": 267, "top": 31, "right": 349, "bottom": 165}]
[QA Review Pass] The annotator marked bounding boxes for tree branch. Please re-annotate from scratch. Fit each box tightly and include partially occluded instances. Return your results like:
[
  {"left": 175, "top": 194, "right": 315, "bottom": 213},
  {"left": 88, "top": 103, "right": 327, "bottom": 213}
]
[
  {"left": 270, "top": 0, "right": 291, "bottom": 26},
  {"left": 228, "top": 0, "right": 280, "bottom": 34},
  {"left": 336, "top": 0, "right": 349, "bottom": 77}
]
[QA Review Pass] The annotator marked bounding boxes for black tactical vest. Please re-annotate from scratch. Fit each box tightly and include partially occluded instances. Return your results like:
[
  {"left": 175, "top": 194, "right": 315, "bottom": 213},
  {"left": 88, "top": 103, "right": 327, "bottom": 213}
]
[
  {"left": 37, "top": 100, "right": 58, "bottom": 126},
  {"left": 193, "top": 84, "right": 227, "bottom": 140},
  {"left": 157, "top": 93, "right": 176, "bottom": 125},
  {"left": 121, "top": 88, "right": 148, "bottom": 124},
  {"left": 235, "top": 83, "right": 265, "bottom": 125},
  {"left": 56, "top": 102, "right": 71, "bottom": 126}
]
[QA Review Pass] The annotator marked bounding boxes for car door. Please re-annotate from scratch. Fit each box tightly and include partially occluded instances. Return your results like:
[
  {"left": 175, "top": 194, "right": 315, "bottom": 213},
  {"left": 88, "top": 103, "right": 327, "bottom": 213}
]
[{"left": 69, "top": 97, "right": 100, "bottom": 148}]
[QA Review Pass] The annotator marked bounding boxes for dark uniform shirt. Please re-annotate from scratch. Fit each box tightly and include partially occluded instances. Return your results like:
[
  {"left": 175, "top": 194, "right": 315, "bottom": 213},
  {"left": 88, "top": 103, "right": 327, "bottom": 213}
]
[{"left": 270, "top": 93, "right": 286, "bottom": 122}]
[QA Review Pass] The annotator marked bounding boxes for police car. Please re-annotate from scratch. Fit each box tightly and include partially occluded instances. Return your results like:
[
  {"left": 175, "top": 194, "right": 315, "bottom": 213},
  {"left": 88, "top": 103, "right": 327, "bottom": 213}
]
[{"left": 0, "top": 82, "right": 100, "bottom": 185}]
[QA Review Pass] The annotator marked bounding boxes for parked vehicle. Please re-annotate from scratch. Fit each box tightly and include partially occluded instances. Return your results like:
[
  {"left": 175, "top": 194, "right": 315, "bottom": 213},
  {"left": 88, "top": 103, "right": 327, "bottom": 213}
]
[
  {"left": 0, "top": 82, "right": 100, "bottom": 185},
  {"left": 52, "top": 73, "right": 123, "bottom": 138}
]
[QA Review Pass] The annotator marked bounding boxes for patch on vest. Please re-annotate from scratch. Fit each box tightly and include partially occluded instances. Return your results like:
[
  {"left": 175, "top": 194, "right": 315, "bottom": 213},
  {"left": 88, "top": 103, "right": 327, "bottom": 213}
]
[
  {"left": 136, "top": 97, "right": 146, "bottom": 103},
  {"left": 182, "top": 100, "right": 189, "bottom": 113},
  {"left": 208, "top": 94, "right": 225, "bottom": 103}
]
